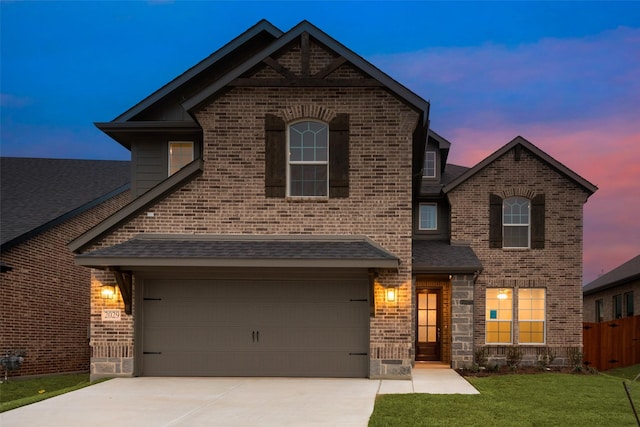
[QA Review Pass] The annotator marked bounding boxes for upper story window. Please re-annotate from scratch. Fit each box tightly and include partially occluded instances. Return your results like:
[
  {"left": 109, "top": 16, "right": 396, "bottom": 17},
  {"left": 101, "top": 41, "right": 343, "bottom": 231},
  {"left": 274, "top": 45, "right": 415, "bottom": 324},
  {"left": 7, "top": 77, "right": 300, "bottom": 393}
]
[
  {"left": 423, "top": 151, "right": 436, "bottom": 178},
  {"left": 490, "top": 194, "right": 545, "bottom": 249},
  {"left": 503, "top": 197, "right": 530, "bottom": 248},
  {"left": 288, "top": 121, "right": 329, "bottom": 197},
  {"left": 419, "top": 203, "right": 437, "bottom": 230},
  {"left": 169, "top": 141, "right": 194, "bottom": 176}
]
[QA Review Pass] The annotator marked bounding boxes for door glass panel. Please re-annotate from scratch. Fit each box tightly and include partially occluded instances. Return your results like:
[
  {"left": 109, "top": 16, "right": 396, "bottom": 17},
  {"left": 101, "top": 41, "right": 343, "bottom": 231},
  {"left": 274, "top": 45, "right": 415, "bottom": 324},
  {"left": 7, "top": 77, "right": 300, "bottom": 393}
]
[
  {"left": 427, "top": 310, "right": 436, "bottom": 325},
  {"left": 418, "top": 310, "right": 427, "bottom": 325},
  {"left": 419, "top": 326, "right": 427, "bottom": 342},
  {"left": 418, "top": 293, "right": 427, "bottom": 309},
  {"left": 428, "top": 293, "right": 436, "bottom": 309},
  {"left": 427, "top": 326, "right": 436, "bottom": 342}
]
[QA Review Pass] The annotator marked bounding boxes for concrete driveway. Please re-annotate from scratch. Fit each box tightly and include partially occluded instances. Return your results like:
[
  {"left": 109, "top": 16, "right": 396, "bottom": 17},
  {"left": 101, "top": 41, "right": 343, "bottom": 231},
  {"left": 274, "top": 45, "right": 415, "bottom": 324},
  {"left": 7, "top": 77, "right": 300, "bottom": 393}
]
[{"left": 1, "top": 377, "right": 380, "bottom": 427}]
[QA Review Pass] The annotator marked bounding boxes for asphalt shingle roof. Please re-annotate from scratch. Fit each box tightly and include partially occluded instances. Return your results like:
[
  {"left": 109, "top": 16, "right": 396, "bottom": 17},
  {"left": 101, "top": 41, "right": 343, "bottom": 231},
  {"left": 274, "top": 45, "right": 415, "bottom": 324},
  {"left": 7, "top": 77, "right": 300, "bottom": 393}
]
[
  {"left": 76, "top": 235, "right": 400, "bottom": 269},
  {"left": 1, "top": 157, "right": 130, "bottom": 248},
  {"left": 413, "top": 240, "right": 483, "bottom": 273},
  {"left": 583, "top": 254, "right": 640, "bottom": 295}
]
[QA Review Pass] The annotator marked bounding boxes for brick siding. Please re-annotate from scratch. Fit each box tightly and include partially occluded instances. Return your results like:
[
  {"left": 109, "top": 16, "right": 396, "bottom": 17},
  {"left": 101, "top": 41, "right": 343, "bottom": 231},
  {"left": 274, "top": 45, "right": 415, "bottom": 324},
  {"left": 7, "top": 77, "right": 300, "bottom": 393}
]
[
  {"left": 447, "top": 147, "right": 591, "bottom": 365},
  {"left": 0, "top": 191, "right": 130, "bottom": 377}
]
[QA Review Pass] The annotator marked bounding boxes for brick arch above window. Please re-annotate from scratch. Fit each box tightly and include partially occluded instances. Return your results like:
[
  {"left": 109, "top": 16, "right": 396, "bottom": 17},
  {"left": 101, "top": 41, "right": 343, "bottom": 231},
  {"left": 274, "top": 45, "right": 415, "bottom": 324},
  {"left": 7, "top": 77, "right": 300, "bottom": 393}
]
[
  {"left": 281, "top": 105, "right": 336, "bottom": 123},
  {"left": 498, "top": 188, "right": 538, "bottom": 200}
]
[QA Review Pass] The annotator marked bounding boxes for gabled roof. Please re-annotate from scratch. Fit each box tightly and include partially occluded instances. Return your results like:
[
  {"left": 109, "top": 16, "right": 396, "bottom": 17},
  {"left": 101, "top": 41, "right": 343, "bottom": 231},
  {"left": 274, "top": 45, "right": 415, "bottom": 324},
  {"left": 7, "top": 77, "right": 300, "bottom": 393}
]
[
  {"left": 583, "top": 254, "right": 640, "bottom": 295},
  {"left": 114, "top": 19, "right": 283, "bottom": 123},
  {"left": 1, "top": 158, "right": 130, "bottom": 250},
  {"left": 75, "top": 234, "right": 399, "bottom": 270},
  {"left": 180, "top": 20, "right": 430, "bottom": 124},
  {"left": 68, "top": 159, "right": 204, "bottom": 253},
  {"left": 442, "top": 136, "right": 598, "bottom": 195}
]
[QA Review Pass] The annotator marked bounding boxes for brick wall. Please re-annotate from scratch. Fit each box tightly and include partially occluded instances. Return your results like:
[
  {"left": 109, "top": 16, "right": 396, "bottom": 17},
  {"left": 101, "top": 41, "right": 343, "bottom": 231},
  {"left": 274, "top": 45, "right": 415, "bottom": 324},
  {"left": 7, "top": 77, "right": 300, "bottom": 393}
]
[
  {"left": 447, "top": 146, "right": 591, "bottom": 365},
  {"left": 0, "top": 191, "right": 130, "bottom": 377},
  {"left": 85, "top": 45, "right": 420, "bottom": 378}
]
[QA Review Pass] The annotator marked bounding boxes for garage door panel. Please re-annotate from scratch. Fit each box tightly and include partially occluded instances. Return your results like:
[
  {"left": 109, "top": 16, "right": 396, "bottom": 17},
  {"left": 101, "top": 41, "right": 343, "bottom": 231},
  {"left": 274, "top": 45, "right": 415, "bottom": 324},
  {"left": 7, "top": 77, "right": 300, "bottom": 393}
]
[{"left": 142, "top": 274, "right": 369, "bottom": 377}]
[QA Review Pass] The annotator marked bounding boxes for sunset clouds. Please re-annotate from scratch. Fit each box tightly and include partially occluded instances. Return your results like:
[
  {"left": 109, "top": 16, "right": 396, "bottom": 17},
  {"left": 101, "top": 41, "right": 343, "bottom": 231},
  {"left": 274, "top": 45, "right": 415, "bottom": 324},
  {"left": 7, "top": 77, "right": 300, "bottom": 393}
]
[{"left": 372, "top": 26, "right": 640, "bottom": 282}]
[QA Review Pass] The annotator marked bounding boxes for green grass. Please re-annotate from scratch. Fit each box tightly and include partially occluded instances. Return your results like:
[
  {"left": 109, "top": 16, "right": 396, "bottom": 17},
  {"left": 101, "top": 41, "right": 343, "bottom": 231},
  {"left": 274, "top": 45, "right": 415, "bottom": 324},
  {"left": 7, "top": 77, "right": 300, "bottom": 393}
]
[
  {"left": 0, "top": 373, "right": 108, "bottom": 413},
  {"left": 370, "top": 367, "right": 640, "bottom": 427}
]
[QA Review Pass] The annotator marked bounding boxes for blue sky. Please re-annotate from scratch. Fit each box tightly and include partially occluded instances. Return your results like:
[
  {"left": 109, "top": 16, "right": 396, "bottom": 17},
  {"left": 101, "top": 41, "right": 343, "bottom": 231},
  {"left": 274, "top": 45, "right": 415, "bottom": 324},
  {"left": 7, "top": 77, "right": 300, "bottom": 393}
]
[{"left": 1, "top": 1, "right": 639, "bottom": 282}]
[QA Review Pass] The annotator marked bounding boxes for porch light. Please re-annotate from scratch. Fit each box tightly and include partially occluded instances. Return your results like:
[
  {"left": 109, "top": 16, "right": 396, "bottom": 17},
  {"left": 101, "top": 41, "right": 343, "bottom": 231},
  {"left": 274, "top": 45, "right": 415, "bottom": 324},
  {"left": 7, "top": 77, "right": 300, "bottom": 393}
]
[
  {"left": 386, "top": 287, "right": 397, "bottom": 303},
  {"left": 101, "top": 284, "right": 116, "bottom": 300}
]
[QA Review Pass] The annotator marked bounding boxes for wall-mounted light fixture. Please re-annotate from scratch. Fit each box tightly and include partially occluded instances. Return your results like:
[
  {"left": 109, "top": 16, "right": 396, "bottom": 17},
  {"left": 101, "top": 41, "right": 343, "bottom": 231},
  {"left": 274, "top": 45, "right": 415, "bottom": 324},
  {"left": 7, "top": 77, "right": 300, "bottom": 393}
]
[
  {"left": 101, "top": 284, "right": 116, "bottom": 300},
  {"left": 385, "top": 287, "right": 397, "bottom": 303}
]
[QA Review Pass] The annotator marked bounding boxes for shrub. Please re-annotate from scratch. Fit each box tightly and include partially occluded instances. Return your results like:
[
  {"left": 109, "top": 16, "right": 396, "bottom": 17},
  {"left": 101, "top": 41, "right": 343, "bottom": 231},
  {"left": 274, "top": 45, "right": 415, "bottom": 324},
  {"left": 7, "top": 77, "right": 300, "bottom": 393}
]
[
  {"left": 567, "top": 347, "right": 584, "bottom": 373},
  {"left": 536, "top": 347, "right": 556, "bottom": 370},
  {"left": 474, "top": 347, "right": 488, "bottom": 368},
  {"left": 506, "top": 346, "right": 523, "bottom": 371}
]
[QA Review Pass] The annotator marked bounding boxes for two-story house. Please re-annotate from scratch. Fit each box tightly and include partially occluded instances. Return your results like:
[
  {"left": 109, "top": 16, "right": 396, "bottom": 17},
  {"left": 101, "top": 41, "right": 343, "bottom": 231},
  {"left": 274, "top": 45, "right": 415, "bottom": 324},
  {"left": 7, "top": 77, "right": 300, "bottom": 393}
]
[{"left": 69, "top": 20, "right": 597, "bottom": 380}]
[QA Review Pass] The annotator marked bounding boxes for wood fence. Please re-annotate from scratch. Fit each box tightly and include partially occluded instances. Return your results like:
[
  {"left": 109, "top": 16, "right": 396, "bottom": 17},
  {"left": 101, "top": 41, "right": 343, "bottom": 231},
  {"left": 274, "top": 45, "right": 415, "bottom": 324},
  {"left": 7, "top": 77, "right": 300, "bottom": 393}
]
[{"left": 583, "top": 315, "right": 640, "bottom": 371}]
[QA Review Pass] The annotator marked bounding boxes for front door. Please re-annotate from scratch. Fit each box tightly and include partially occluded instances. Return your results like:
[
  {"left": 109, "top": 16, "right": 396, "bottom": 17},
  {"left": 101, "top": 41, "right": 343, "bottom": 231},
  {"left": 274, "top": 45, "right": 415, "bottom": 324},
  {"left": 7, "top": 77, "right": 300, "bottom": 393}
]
[{"left": 416, "top": 289, "right": 440, "bottom": 361}]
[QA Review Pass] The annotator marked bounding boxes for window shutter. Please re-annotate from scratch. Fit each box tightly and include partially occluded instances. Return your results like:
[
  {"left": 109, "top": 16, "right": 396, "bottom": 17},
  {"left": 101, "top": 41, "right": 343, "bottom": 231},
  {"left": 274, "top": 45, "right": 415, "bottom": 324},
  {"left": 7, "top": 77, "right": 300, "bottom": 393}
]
[
  {"left": 329, "top": 113, "right": 349, "bottom": 198},
  {"left": 489, "top": 194, "right": 503, "bottom": 248},
  {"left": 265, "top": 114, "right": 286, "bottom": 198},
  {"left": 531, "top": 194, "right": 545, "bottom": 249}
]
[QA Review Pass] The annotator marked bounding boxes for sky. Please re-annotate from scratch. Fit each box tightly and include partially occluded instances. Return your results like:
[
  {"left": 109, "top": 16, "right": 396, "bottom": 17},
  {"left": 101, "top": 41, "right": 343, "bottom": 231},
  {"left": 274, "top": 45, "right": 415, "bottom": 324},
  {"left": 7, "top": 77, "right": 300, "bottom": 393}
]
[{"left": 1, "top": 1, "right": 639, "bottom": 284}]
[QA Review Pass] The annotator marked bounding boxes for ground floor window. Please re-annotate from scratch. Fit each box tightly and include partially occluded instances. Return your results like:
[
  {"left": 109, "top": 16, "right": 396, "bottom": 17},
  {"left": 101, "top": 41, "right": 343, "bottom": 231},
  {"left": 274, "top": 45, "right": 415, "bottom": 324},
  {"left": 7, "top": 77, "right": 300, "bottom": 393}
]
[
  {"left": 485, "top": 287, "right": 546, "bottom": 344},
  {"left": 486, "top": 288, "right": 513, "bottom": 344},
  {"left": 595, "top": 299, "right": 604, "bottom": 322},
  {"left": 518, "top": 289, "right": 546, "bottom": 344},
  {"left": 613, "top": 294, "right": 623, "bottom": 319}
]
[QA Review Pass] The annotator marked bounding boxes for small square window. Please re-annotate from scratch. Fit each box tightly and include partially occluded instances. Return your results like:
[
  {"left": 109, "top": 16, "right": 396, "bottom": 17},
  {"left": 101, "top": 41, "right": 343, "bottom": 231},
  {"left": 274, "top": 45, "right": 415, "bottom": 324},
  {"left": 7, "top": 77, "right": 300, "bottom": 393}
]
[
  {"left": 169, "top": 141, "right": 194, "bottom": 175},
  {"left": 419, "top": 203, "right": 437, "bottom": 230}
]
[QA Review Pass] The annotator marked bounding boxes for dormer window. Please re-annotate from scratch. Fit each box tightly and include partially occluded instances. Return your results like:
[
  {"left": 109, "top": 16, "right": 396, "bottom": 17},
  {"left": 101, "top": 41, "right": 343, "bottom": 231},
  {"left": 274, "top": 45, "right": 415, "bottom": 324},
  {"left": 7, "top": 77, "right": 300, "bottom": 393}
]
[
  {"left": 423, "top": 151, "right": 436, "bottom": 178},
  {"left": 169, "top": 141, "right": 194, "bottom": 175}
]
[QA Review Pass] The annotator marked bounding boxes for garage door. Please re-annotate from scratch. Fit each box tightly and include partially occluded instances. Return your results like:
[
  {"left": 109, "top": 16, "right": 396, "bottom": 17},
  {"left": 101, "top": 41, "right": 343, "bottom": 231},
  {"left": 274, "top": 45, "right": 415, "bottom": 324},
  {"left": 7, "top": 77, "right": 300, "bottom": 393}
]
[{"left": 141, "top": 272, "right": 370, "bottom": 377}]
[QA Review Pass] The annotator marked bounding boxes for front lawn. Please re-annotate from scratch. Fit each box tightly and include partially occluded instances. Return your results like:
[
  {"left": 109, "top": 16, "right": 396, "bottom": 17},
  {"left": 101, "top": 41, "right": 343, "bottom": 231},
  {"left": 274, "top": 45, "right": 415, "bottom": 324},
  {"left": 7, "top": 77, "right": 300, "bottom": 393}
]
[
  {"left": 370, "top": 367, "right": 640, "bottom": 426},
  {"left": 0, "top": 373, "right": 107, "bottom": 412}
]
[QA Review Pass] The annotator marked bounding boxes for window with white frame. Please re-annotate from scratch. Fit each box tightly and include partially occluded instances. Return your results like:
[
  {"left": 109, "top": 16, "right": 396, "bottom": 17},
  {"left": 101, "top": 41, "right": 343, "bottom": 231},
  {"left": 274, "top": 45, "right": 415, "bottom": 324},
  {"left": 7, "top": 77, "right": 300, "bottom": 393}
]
[
  {"left": 518, "top": 288, "right": 546, "bottom": 344},
  {"left": 168, "top": 141, "right": 194, "bottom": 176},
  {"left": 486, "top": 288, "right": 513, "bottom": 344},
  {"left": 288, "top": 121, "right": 328, "bottom": 197},
  {"left": 503, "top": 197, "right": 530, "bottom": 248},
  {"left": 419, "top": 203, "right": 437, "bottom": 230},
  {"left": 423, "top": 151, "right": 436, "bottom": 178}
]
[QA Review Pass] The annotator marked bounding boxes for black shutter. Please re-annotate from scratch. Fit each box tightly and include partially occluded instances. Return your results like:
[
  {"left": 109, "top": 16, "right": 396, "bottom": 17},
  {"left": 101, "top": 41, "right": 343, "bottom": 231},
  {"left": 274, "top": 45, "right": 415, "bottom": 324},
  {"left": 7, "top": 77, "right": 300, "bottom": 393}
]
[
  {"left": 329, "top": 114, "right": 349, "bottom": 198},
  {"left": 265, "top": 114, "right": 286, "bottom": 198},
  {"left": 531, "top": 194, "right": 545, "bottom": 249},
  {"left": 489, "top": 194, "right": 503, "bottom": 248}
]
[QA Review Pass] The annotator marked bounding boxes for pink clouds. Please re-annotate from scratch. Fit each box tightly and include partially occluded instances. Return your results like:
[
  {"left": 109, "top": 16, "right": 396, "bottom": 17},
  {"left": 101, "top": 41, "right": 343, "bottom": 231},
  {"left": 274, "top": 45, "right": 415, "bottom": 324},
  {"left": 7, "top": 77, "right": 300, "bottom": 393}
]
[{"left": 370, "top": 26, "right": 640, "bottom": 283}]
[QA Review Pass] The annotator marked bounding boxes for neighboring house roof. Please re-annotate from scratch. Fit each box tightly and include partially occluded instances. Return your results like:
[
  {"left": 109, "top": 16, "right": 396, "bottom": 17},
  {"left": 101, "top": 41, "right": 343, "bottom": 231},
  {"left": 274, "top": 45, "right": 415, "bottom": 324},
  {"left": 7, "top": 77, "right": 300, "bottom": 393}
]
[
  {"left": 412, "top": 240, "right": 483, "bottom": 274},
  {"left": 442, "top": 136, "right": 598, "bottom": 195},
  {"left": 75, "top": 234, "right": 400, "bottom": 269},
  {"left": 1, "top": 157, "right": 131, "bottom": 251},
  {"left": 583, "top": 254, "right": 640, "bottom": 295}
]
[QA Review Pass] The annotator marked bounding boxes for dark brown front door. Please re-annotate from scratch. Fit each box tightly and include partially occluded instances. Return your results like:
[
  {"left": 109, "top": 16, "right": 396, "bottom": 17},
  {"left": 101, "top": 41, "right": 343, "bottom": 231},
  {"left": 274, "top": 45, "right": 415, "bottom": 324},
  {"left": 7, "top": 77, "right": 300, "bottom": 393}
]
[{"left": 416, "top": 289, "right": 440, "bottom": 361}]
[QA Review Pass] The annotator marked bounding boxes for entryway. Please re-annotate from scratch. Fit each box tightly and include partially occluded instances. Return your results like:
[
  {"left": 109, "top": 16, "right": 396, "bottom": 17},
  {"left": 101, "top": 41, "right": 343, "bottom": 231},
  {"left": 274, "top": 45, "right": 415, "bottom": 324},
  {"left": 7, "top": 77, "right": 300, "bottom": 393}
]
[{"left": 415, "top": 278, "right": 451, "bottom": 364}]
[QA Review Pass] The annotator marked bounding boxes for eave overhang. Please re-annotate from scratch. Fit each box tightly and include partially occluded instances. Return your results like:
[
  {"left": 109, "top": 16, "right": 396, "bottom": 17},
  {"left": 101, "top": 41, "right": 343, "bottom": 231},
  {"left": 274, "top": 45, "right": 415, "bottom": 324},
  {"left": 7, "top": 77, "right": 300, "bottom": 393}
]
[
  {"left": 94, "top": 121, "right": 202, "bottom": 150},
  {"left": 75, "top": 234, "right": 400, "bottom": 270}
]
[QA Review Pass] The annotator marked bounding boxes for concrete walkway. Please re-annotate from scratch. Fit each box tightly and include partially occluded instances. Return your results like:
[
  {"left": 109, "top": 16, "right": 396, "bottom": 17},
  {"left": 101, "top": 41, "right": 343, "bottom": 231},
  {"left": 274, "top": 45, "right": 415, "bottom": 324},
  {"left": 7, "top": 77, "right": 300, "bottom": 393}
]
[{"left": 1, "top": 365, "right": 477, "bottom": 427}]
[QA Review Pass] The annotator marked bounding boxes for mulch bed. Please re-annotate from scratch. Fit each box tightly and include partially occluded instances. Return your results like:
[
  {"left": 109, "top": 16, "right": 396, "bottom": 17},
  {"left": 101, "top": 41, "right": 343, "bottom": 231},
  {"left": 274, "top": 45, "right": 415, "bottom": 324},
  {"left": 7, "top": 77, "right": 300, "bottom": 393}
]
[{"left": 457, "top": 365, "right": 592, "bottom": 377}]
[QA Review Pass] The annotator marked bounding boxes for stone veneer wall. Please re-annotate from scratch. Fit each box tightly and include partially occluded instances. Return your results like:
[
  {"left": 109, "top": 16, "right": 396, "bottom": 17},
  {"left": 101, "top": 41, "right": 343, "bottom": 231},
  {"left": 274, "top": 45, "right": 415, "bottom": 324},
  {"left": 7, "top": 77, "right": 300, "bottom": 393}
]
[
  {"left": 85, "top": 43, "right": 419, "bottom": 379},
  {"left": 450, "top": 274, "right": 475, "bottom": 368},
  {"left": 447, "top": 147, "right": 591, "bottom": 367}
]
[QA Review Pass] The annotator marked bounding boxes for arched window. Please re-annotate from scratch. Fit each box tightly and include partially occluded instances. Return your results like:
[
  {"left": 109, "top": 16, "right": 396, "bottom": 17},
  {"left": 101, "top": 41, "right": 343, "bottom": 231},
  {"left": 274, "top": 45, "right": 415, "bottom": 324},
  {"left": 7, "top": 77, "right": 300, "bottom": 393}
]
[
  {"left": 288, "top": 120, "right": 329, "bottom": 197},
  {"left": 503, "top": 197, "right": 530, "bottom": 248}
]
